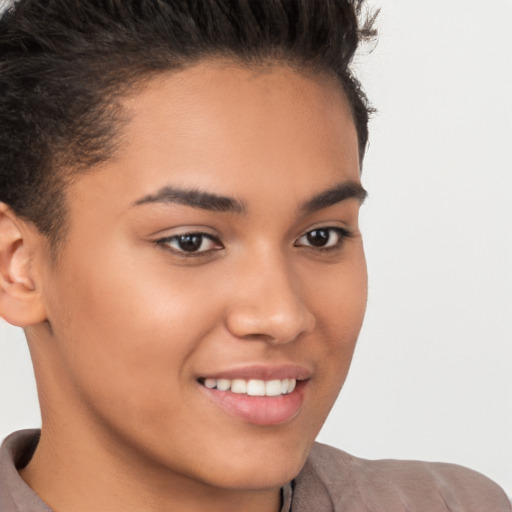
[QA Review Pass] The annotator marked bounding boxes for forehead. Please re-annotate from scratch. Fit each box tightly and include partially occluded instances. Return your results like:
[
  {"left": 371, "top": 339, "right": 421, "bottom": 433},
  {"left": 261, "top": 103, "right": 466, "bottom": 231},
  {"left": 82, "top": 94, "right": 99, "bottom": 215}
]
[{"left": 66, "top": 60, "right": 359, "bottom": 217}]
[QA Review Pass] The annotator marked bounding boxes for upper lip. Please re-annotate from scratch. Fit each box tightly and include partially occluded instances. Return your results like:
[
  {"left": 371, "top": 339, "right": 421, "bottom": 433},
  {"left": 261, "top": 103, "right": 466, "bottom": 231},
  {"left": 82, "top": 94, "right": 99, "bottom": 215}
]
[{"left": 199, "top": 364, "right": 312, "bottom": 381}]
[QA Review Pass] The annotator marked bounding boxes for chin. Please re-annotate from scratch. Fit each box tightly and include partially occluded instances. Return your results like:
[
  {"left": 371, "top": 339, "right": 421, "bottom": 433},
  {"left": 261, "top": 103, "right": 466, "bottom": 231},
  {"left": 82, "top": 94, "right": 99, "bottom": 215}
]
[
  {"left": 185, "top": 431, "right": 313, "bottom": 491},
  {"left": 201, "top": 457, "right": 306, "bottom": 491}
]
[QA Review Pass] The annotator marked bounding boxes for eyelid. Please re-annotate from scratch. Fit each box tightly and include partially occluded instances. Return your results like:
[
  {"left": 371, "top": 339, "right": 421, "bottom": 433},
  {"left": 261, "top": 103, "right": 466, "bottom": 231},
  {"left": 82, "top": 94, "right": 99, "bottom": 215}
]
[
  {"left": 154, "top": 231, "right": 224, "bottom": 257},
  {"left": 294, "top": 226, "right": 353, "bottom": 250}
]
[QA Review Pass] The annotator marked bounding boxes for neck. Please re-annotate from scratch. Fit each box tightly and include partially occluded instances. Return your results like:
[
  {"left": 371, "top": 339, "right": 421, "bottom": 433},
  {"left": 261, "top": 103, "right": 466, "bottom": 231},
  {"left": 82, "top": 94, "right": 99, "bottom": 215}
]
[{"left": 20, "top": 425, "right": 282, "bottom": 512}]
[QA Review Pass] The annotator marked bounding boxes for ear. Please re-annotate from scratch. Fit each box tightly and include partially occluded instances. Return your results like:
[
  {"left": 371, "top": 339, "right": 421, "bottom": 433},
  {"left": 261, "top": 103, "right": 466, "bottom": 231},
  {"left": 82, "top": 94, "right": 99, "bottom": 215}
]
[{"left": 0, "top": 203, "right": 47, "bottom": 327}]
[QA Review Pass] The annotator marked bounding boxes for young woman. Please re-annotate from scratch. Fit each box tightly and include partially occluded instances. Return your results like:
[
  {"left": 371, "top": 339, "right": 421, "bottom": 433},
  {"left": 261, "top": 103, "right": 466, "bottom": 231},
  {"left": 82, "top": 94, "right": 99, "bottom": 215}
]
[{"left": 0, "top": 1, "right": 509, "bottom": 510}]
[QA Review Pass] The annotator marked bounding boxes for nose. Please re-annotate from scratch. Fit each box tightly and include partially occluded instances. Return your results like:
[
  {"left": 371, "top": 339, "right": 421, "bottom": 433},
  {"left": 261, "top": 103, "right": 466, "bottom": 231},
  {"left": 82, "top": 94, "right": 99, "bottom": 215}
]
[{"left": 224, "top": 255, "right": 316, "bottom": 345}]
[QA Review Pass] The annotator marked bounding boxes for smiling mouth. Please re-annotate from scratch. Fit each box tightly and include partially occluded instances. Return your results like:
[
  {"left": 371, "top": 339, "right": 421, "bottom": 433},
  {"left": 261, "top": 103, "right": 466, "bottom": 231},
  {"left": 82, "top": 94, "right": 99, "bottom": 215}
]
[
  {"left": 198, "top": 377, "right": 297, "bottom": 397},
  {"left": 198, "top": 374, "right": 308, "bottom": 425}
]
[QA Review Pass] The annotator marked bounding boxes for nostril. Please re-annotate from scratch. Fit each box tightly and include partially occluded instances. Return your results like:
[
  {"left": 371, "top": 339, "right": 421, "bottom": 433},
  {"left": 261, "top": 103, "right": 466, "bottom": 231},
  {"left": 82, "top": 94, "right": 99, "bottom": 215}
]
[{"left": 239, "top": 333, "right": 273, "bottom": 342}]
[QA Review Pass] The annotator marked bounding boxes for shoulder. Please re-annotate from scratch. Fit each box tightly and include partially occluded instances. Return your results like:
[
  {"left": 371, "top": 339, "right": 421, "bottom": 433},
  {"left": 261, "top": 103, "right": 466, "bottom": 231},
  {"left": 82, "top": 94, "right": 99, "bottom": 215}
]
[{"left": 292, "top": 442, "right": 511, "bottom": 512}]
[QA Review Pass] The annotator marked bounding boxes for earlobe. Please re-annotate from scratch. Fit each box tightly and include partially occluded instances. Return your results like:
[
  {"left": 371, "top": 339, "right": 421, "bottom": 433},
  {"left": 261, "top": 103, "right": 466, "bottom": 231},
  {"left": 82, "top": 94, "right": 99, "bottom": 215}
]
[{"left": 0, "top": 203, "right": 47, "bottom": 326}]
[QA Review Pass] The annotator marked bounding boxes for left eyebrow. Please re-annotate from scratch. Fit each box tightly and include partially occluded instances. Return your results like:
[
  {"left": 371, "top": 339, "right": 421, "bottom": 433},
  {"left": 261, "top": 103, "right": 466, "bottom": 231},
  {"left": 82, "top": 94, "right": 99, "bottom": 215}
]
[
  {"left": 300, "top": 181, "right": 367, "bottom": 215},
  {"left": 133, "top": 186, "right": 245, "bottom": 214}
]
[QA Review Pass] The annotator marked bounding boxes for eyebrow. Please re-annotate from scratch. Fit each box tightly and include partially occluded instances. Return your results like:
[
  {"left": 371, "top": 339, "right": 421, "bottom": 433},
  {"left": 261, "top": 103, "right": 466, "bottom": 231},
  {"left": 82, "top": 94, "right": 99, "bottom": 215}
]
[
  {"left": 134, "top": 186, "right": 245, "bottom": 214},
  {"left": 133, "top": 180, "right": 367, "bottom": 215},
  {"left": 299, "top": 181, "right": 367, "bottom": 215}
]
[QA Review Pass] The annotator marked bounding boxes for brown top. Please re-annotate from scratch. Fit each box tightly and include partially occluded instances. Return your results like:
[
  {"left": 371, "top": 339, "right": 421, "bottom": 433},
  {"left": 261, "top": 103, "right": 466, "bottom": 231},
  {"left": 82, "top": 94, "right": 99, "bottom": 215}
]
[
  {"left": 1, "top": 430, "right": 510, "bottom": 512},
  {"left": 294, "top": 442, "right": 511, "bottom": 511},
  {"left": 0, "top": 431, "right": 51, "bottom": 512}
]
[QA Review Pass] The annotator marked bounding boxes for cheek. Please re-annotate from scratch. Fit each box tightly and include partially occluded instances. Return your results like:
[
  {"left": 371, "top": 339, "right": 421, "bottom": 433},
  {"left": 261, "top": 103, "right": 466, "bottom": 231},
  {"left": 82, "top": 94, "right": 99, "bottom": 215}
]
[
  {"left": 43, "top": 242, "right": 222, "bottom": 418},
  {"left": 309, "top": 246, "right": 368, "bottom": 339},
  {"left": 310, "top": 248, "right": 367, "bottom": 393}
]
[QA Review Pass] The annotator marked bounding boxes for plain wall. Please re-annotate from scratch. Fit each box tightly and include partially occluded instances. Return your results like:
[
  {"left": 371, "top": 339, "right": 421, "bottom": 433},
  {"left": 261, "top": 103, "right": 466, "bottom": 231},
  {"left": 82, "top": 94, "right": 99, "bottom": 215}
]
[
  {"left": 1, "top": 0, "right": 511, "bottom": 494},
  {"left": 317, "top": 0, "right": 512, "bottom": 493}
]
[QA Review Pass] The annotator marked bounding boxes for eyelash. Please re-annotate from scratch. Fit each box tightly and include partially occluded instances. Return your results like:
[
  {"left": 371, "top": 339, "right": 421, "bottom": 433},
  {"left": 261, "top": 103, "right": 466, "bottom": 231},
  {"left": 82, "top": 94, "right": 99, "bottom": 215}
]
[
  {"left": 294, "top": 227, "right": 352, "bottom": 252},
  {"left": 155, "top": 227, "right": 352, "bottom": 257},
  {"left": 155, "top": 232, "right": 222, "bottom": 257}
]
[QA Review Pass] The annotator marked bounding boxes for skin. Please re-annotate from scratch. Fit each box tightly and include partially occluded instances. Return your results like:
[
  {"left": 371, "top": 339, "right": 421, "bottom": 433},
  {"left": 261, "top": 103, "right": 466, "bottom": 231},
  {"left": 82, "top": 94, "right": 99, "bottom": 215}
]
[{"left": 0, "top": 60, "right": 367, "bottom": 512}]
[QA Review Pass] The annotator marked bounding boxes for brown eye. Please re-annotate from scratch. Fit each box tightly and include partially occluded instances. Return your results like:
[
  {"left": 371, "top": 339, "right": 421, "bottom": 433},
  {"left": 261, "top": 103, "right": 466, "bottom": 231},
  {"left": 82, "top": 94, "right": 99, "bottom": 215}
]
[
  {"left": 306, "top": 229, "right": 330, "bottom": 247},
  {"left": 295, "top": 227, "right": 350, "bottom": 250},
  {"left": 157, "top": 233, "right": 223, "bottom": 255},
  {"left": 176, "top": 234, "right": 204, "bottom": 252}
]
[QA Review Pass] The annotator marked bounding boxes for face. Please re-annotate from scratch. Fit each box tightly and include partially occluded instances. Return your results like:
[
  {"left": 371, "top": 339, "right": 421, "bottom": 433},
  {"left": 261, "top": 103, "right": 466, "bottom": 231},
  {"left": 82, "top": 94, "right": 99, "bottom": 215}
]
[{"left": 32, "top": 61, "right": 367, "bottom": 491}]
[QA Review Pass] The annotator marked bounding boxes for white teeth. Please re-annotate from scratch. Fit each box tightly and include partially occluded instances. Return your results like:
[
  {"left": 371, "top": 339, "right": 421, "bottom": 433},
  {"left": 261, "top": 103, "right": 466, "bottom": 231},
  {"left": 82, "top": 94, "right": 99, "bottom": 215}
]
[
  {"left": 247, "top": 379, "right": 266, "bottom": 396},
  {"left": 202, "top": 377, "right": 298, "bottom": 396},
  {"left": 265, "top": 380, "right": 282, "bottom": 397},
  {"left": 204, "top": 378, "right": 217, "bottom": 389},
  {"left": 216, "top": 379, "right": 231, "bottom": 391},
  {"left": 231, "top": 379, "right": 247, "bottom": 394}
]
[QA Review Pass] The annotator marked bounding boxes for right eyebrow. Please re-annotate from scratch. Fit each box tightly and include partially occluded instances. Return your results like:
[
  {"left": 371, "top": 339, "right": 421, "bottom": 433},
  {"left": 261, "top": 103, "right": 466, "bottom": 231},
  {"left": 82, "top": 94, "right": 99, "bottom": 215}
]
[
  {"left": 299, "top": 181, "right": 367, "bottom": 215},
  {"left": 133, "top": 186, "right": 246, "bottom": 214}
]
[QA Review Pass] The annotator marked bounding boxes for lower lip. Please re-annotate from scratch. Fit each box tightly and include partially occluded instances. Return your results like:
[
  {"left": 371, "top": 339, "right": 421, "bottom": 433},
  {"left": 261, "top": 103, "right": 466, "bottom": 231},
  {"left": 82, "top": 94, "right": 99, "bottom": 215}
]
[{"left": 200, "top": 381, "right": 308, "bottom": 426}]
